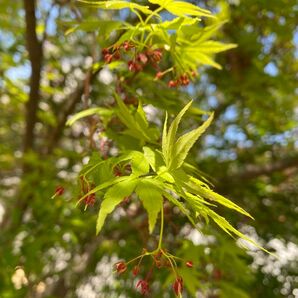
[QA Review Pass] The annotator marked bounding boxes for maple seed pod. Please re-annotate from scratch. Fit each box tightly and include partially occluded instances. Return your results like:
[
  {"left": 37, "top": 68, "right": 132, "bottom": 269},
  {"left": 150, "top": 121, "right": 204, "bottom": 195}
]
[
  {"left": 128, "top": 60, "right": 135, "bottom": 71},
  {"left": 180, "top": 74, "right": 190, "bottom": 86},
  {"left": 128, "top": 60, "right": 143, "bottom": 72},
  {"left": 123, "top": 40, "right": 134, "bottom": 51},
  {"left": 168, "top": 80, "right": 177, "bottom": 88},
  {"left": 186, "top": 261, "right": 193, "bottom": 268},
  {"left": 84, "top": 193, "right": 96, "bottom": 206},
  {"left": 54, "top": 186, "right": 64, "bottom": 196},
  {"left": 137, "top": 53, "right": 148, "bottom": 64},
  {"left": 132, "top": 265, "right": 140, "bottom": 276},
  {"left": 173, "top": 276, "right": 183, "bottom": 296},
  {"left": 155, "top": 71, "right": 163, "bottom": 80},
  {"left": 134, "top": 62, "right": 143, "bottom": 72},
  {"left": 115, "top": 262, "right": 127, "bottom": 274},
  {"left": 101, "top": 48, "right": 109, "bottom": 55},
  {"left": 152, "top": 49, "right": 162, "bottom": 62},
  {"left": 136, "top": 279, "right": 149, "bottom": 295},
  {"left": 104, "top": 54, "right": 113, "bottom": 63},
  {"left": 113, "top": 50, "right": 121, "bottom": 60}
]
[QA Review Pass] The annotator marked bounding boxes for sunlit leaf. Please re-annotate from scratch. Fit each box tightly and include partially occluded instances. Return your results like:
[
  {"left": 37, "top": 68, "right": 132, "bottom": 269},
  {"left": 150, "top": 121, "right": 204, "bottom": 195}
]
[
  {"left": 96, "top": 177, "right": 137, "bottom": 234},
  {"left": 135, "top": 179, "right": 163, "bottom": 233},
  {"left": 66, "top": 107, "right": 113, "bottom": 126},
  {"left": 78, "top": 0, "right": 152, "bottom": 15}
]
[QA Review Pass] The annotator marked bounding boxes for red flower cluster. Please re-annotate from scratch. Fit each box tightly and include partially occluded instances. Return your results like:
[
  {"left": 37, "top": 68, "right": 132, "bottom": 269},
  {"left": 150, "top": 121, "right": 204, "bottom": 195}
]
[
  {"left": 102, "top": 41, "right": 198, "bottom": 88},
  {"left": 127, "top": 48, "right": 163, "bottom": 73},
  {"left": 79, "top": 177, "right": 96, "bottom": 207},
  {"left": 146, "top": 48, "right": 163, "bottom": 63},
  {"left": 102, "top": 41, "right": 163, "bottom": 75},
  {"left": 102, "top": 46, "right": 122, "bottom": 64},
  {"left": 113, "top": 249, "right": 194, "bottom": 296},
  {"left": 168, "top": 73, "right": 191, "bottom": 88}
]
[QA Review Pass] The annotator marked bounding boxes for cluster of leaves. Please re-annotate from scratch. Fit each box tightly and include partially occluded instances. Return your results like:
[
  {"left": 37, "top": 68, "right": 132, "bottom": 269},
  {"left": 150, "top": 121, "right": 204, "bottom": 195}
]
[
  {"left": 71, "top": 99, "right": 263, "bottom": 296},
  {"left": 74, "top": 97, "right": 262, "bottom": 249},
  {"left": 62, "top": 0, "right": 268, "bottom": 295},
  {"left": 75, "top": 0, "right": 236, "bottom": 79}
]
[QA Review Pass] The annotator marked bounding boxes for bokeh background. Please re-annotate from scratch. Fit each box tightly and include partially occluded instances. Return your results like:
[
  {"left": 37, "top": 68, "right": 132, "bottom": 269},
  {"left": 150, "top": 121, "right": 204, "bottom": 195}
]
[{"left": 0, "top": 0, "right": 297, "bottom": 297}]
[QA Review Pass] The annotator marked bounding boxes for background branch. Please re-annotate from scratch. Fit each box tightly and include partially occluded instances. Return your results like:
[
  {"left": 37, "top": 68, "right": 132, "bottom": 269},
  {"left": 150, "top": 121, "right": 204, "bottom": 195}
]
[
  {"left": 23, "top": 0, "right": 43, "bottom": 155},
  {"left": 46, "top": 68, "right": 101, "bottom": 154},
  {"left": 222, "top": 154, "right": 298, "bottom": 183}
]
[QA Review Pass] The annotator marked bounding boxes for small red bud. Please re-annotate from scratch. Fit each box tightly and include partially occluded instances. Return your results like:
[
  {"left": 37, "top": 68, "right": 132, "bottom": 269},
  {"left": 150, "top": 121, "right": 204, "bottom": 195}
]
[
  {"left": 191, "top": 70, "right": 197, "bottom": 77},
  {"left": 128, "top": 60, "right": 143, "bottom": 72},
  {"left": 137, "top": 53, "right": 148, "bottom": 64},
  {"left": 152, "top": 49, "right": 162, "bottom": 62},
  {"left": 136, "top": 279, "right": 149, "bottom": 295},
  {"left": 128, "top": 60, "right": 135, "bottom": 71},
  {"left": 55, "top": 186, "right": 64, "bottom": 196},
  {"left": 155, "top": 71, "right": 163, "bottom": 79},
  {"left": 115, "top": 262, "right": 127, "bottom": 274},
  {"left": 180, "top": 74, "right": 190, "bottom": 86},
  {"left": 84, "top": 193, "right": 96, "bottom": 206},
  {"left": 134, "top": 63, "right": 143, "bottom": 72},
  {"left": 123, "top": 42, "right": 130, "bottom": 51},
  {"left": 122, "top": 41, "right": 134, "bottom": 51},
  {"left": 173, "top": 276, "right": 183, "bottom": 296},
  {"left": 102, "top": 48, "right": 109, "bottom": 55},
  {"left": 186, "top": 261, "right": 193, "bottom": 268},
  {"left": 104, "top": 54, "right": 113, "bottom": 63},
  {"left": 168, "top": 80, "right": 177, "bottom": 88},
  {"left": 132, "top": 265, "right": 140, "bottom": 276},
  {"left": 113, "top": 50, "right": 121, "bottom": 60}
]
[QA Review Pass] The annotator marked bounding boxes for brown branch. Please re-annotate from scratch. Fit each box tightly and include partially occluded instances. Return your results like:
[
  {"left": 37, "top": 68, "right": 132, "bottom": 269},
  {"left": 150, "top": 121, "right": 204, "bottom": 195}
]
[
  {"left": 46, "top": 82, "right": 84, "bottom": 154},
  {"left": 224, "top": 154, "right": 298, "bottom": 183},
  {"left": 42, "top": 2, "right": 56, "bottom": 43},
  {"left": 46, "top": 68, "right": 101, "bottom": 154},
  {"left": 23, "top": 0, "right": 43, "bottom": 154}
]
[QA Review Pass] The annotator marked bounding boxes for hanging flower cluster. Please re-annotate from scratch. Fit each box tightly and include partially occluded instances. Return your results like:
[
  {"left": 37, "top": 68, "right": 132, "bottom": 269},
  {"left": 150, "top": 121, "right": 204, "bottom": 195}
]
[
  {"left": 102, "top": 41, "right": 195, "bottom": 88},
  {"left": 114, "top": 248, "right": 193, "bottom": 296}
]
